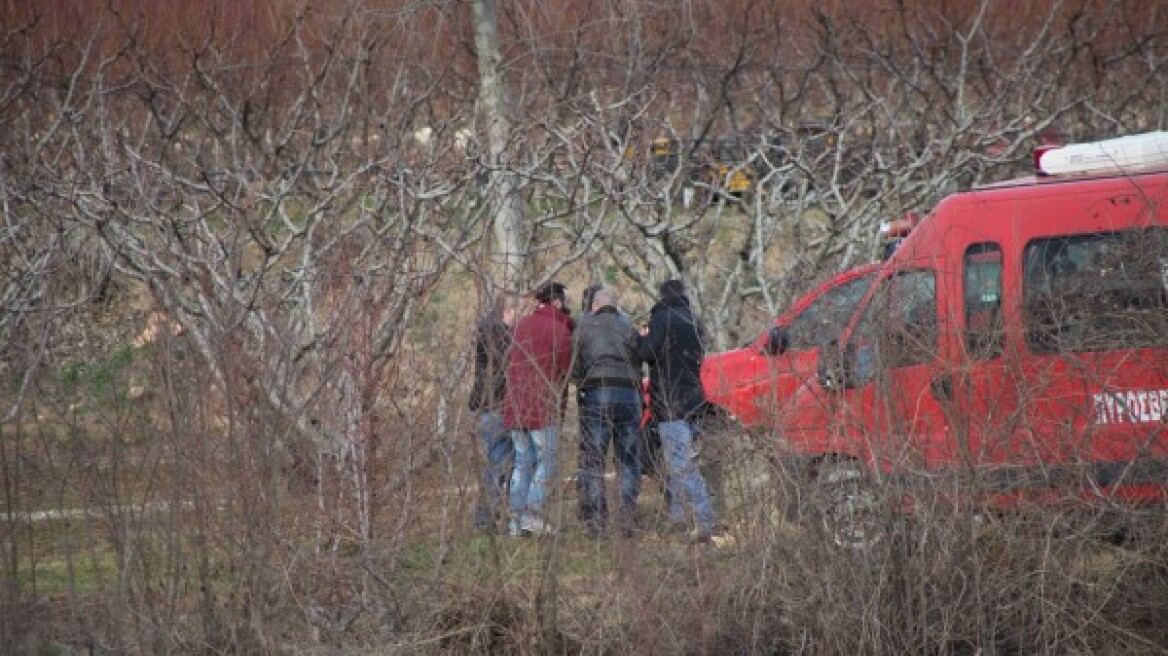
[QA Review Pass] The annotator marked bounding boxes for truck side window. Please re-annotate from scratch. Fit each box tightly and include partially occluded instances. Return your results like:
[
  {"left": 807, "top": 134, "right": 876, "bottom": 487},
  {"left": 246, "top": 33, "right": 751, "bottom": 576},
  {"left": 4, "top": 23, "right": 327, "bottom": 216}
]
[
  {"left": 787, "top": 274, "right": 876, "bottom": 350},
  {"left": 964, "top": 243, "right": 1004, "bottom": 360},
  {"left": 1024, "top": 228, "right": 1168, "bottom": 353},
  {"left": 856, "top": 270, "right": 937, "bottom": 374}
]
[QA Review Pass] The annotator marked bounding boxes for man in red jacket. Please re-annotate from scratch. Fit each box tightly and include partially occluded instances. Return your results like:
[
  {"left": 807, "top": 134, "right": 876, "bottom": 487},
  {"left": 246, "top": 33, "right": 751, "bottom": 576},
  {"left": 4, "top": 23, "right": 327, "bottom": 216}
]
[{"left": 504, "top": 282, "right": 573, "bottom": 536}]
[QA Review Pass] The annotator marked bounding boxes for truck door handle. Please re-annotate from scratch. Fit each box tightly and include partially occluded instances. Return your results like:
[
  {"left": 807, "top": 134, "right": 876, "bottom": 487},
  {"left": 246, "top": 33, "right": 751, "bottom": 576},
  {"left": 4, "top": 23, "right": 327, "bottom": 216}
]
[{"left": 930, "top": 374, "right": 953, "bottom": 400}]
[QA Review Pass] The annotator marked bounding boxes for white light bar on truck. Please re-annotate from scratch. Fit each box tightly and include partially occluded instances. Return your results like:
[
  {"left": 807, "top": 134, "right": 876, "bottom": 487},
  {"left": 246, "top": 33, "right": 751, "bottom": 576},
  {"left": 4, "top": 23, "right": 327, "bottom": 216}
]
[{"left": 1037, "top": 131, "right": 1168, "bottom": 176}]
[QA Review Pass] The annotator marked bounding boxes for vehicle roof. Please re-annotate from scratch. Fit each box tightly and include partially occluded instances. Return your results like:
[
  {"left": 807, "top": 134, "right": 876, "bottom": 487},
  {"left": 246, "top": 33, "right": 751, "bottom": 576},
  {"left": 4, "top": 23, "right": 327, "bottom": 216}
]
[
  {"left": 973, "top": 164, "right": 1168, "bottom": 191},
  {"left": 890, "top": 168, "right": 1168, "bottom": 264},
  {"left": 967, "top": 166, "right": 1168, "bottom": 204}
]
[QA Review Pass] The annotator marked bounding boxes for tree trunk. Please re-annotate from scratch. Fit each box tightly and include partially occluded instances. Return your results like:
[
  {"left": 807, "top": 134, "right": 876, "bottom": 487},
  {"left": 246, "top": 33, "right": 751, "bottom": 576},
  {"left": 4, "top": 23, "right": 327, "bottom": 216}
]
[{"left": 470, "top": 0, "right": 525, "bottom": 289}]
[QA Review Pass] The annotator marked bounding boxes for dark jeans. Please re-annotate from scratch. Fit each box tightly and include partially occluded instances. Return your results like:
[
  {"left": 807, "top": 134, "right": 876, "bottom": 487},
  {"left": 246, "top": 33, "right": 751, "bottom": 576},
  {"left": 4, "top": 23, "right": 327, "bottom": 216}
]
[{"left": 577, "top": 386, "right": 643, "bottom": 532}]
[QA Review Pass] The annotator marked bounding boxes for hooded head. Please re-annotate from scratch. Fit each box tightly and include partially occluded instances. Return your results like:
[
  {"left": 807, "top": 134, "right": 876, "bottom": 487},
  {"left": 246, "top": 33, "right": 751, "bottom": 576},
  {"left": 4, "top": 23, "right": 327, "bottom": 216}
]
[{"left": 659, "top": 279, "right": 687, "bottom": 302}]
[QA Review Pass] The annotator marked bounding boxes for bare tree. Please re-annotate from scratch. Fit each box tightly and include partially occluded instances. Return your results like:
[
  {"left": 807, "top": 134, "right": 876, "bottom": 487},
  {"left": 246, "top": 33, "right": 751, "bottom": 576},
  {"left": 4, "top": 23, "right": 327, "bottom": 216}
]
[
  {"left": 3, "top": 0, "right": 1167, "bottom": 652},
  {"left": 470, "top": 0, "right": 527, "bottom": 289}
]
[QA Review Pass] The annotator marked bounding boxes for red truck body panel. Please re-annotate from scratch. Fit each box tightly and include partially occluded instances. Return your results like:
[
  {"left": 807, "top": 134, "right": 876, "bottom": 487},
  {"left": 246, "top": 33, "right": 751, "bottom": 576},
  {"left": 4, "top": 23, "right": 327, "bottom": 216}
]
[
  {"left": 784, "top": 167, "right": 1168, "bottom": 504},
  {"left": 701, "top": 263, "right": 880, "bottom": 427}
]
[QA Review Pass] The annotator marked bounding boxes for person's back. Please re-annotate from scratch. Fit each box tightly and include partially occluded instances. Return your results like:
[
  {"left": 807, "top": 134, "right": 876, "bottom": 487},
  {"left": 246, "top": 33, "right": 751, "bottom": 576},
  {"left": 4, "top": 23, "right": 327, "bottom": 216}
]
[
  {"left": 503, "top": 282, "right": 573, "bottom": 536},
  {"left": 637, "top": 279, "right": 716, "bottom": 542},
  {"left": 470, "top": 293, "right": 519, "bottom": 531},
  {"left": 469, "top": 309, "right": 512, "bottom": 414},
  {"left": 639, "top": 280, "right": 706, "bottom": 423},
  {"left": 504, "top": 295, "right": 573, "bottom": 431},
  {"left": 572, "top": 305, "right": 642, "bottom": 392},
  {"left": 571, "top": 288, "right": 643, "bottom": 535}
]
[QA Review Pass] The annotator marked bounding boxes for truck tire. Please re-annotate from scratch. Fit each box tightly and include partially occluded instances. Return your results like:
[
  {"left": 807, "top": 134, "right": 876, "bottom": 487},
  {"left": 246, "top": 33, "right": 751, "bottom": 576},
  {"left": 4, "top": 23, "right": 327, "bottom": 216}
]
[
  {"left": 694, "top": 416, "right": 773, "bottom": 516},
  {"left": 814, "top": 459, "right": 885, "bottom": 548}
]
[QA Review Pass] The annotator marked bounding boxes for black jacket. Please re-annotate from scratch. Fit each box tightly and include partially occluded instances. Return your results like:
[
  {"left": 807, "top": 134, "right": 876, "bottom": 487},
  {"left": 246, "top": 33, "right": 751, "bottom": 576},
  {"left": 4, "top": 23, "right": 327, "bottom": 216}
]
[
  {"left": 571, "top": 306, "right": 642, "bottom": 390},
  {"left": 469, "top": 315, "right": 511, "bottom": 412},
  {"left": 637, "top": 295, "right": 706, "bottom": 421}
]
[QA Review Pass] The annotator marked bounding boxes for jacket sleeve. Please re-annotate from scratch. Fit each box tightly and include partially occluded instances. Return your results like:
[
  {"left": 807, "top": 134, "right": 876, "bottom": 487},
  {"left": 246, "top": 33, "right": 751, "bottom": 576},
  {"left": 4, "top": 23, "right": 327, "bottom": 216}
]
[
  {"left": 555, "top": 322, "right": 574, "bottom": 382},
  {"left": 569, "top": 324, "right": 585, "bottom": 386},
  {"left": 637, "top": 310, "right": 666, "bottom": 364},
  {"left": 624, "top": 321, "right": 643, "bottom": 372},
  {"left": 468, "top": 325, "right": 488, "bottom": 410}
]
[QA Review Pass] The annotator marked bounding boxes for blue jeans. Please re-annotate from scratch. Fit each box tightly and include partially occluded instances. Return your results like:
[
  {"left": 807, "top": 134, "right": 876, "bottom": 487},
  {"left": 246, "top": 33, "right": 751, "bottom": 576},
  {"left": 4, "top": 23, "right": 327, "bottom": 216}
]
[
  {"left": 473, "top": 411, "right": 512, "bottom": 528},
  {"left": 577, "top": 387, "right": 643, "bottom": 532},
  {"left": 657, "top": 419, "right": 715, "bottom": 533},
  {"left": 509, "top": 426, "right": 559, "bottom": 521}
]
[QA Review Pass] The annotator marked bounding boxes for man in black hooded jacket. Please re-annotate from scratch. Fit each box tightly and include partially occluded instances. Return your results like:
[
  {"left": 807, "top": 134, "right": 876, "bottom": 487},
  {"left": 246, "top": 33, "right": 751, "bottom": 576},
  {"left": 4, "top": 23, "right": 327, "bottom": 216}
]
[
  {"left": 637, "top": 279, "right": 716, "bottom": 542},
  {"left": 469, "top": 292, "right": 519, "bottom": 531}
]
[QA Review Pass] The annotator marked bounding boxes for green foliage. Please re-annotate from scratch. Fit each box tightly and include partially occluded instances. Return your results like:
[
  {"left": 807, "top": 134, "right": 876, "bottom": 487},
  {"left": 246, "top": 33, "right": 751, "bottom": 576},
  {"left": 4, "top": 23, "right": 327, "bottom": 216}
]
[
  {"left": 604, "top": 265, "right": 620, "bottom": 284},
  {"left": 16, "top": 550, "right": 118, "bottom": 596},
  {"left": 411, "top": 533, "right": 617, "bottom": 584},
  {"left": 58, "top": 346, "right": 135, "bottom": 401}
]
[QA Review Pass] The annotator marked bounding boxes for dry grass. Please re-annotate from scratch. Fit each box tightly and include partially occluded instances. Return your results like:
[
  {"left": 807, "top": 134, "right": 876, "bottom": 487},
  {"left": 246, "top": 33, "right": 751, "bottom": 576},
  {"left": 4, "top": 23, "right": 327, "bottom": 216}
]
[{"left": 3, "top": 268, "right": 1167, "bottom": 655}]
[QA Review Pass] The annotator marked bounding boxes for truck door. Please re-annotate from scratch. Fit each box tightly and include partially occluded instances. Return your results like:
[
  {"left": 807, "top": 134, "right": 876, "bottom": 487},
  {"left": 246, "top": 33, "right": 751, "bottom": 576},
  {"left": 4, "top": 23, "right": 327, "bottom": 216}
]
[
  {"left": 846, "top": 267, "right": 949, "bottom": 470},
  {"left": 949, "top": 242, "right": 1020, "bottom": 473},
  {"left": 773, "top": 273, "right": 879, "bottom": 415}
]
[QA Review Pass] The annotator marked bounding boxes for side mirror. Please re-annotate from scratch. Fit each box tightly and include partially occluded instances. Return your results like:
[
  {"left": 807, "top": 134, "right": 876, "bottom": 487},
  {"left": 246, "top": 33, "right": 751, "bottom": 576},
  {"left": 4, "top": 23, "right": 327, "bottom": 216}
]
[{"left": 763, "top": 326, "right": 790, "bottom": 356}]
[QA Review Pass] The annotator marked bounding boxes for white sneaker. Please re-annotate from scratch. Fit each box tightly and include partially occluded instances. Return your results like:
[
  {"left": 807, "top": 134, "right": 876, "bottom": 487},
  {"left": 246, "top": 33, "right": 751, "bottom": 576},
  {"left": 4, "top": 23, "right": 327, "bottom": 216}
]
[
  {"left": 507, "top": 519, "right": 523, "bottom": 537},
  {"left": 520, "top": 515, "right": 555, "bottom": 535}
]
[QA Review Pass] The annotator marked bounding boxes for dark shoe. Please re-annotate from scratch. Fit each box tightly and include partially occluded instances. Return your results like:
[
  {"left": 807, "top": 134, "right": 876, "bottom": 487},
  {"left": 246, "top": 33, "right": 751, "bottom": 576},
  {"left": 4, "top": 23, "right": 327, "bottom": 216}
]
[
  {"left": 473, "top": 507, "right": 495, "bottom": 532},
  {"left": 615, "top": 516, "right": 638, "bottom": 538},
  {"left": 580, "top": 514, "right": 606, "bottom": 538},
  {"left": 582, "top": 523, "right": 607, "bottom": 539}
]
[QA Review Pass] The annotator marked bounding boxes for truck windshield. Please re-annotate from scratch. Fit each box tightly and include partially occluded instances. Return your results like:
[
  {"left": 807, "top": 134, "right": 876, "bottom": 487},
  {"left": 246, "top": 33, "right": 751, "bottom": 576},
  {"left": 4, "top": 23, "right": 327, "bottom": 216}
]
[
  {"left": 786, "top": 273, "right": 877, "bottom": 350},
  {"left": 1024, "top": 228, "right": 1168, "bottom": 353}
]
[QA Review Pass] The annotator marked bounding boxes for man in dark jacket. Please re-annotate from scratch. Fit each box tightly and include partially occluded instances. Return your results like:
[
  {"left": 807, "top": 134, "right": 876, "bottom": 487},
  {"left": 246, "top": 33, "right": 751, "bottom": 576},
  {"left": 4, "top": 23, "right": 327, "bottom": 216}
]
[
  {"left": 470, "top": 292, "right": 520, "bottom": 531},
  {"left": 637, "top": 279, "right": 716, "bottom": 542},
  {"left": 504, "top": 282, "right": 573, "bottom": 535},
  {"left": 571, "top": 287, "right": 643, "bottom": 536}
]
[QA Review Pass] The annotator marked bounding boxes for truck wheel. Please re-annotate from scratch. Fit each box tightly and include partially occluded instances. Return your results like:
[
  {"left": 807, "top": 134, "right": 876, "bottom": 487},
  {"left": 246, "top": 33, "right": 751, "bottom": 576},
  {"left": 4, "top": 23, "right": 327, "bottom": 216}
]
[
  {"left": 815, "top": 460, "right": 884, "bottom": 548},
  {"left": 694, "top": 417, "right": 772, "bottom": 515}
]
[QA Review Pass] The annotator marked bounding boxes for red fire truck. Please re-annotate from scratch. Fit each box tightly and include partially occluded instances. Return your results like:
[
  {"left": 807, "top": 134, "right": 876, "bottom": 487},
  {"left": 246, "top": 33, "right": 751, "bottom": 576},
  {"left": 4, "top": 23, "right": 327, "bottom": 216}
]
[{"left": 787, "top": 132, "right": 1168, "bottom": 544}]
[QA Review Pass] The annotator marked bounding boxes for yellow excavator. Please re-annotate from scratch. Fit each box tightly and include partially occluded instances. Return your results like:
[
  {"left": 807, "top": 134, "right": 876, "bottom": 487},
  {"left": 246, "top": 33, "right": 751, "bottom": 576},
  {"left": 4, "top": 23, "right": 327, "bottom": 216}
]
[{"left": 646, "top": 134, "right": 757, "bottom": 198}]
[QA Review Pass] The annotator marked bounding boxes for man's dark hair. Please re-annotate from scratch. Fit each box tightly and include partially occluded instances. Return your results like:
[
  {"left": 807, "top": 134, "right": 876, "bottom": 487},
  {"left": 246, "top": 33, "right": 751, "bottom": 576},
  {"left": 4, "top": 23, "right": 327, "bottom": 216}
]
[{"left": 534, "top": 281, "right": 567, "bottom": 304}]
